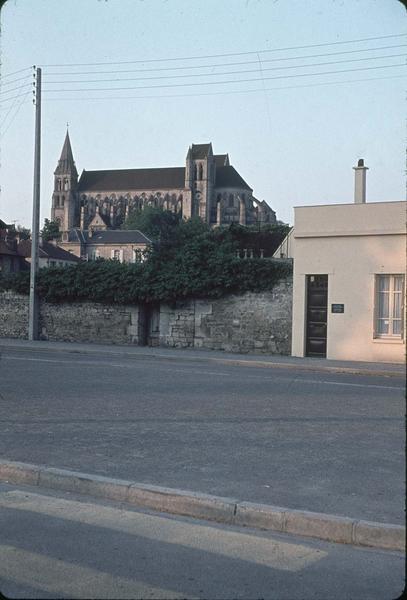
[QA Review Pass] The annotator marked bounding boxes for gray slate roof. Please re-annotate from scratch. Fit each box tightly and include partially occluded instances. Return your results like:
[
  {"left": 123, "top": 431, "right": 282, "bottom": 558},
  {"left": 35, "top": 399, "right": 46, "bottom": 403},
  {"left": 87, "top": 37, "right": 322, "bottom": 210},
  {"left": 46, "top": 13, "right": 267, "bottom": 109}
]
[
  {"left": 214, "top": 154, "right": 229, "bottom": 167},
  {"left": 215, "top": 166, "right": 252, "bottom": 190},
  {"left": 17, "top": 239, "right": 81, "bottom": 261},
  {"left": 55, "top": 131, "right": 78, "bottom": 177},
  {"left": 78, "top": 165, "right": 251, "bottom": 192},
  {"left": 190, "top": 143, "right": 212, "bottom": 159},
  {"left": 83, "top": 229, "right": 151, "bottom": 245},
  {"left": 78, "top": 167, "right": 185, "bottom": 192}
]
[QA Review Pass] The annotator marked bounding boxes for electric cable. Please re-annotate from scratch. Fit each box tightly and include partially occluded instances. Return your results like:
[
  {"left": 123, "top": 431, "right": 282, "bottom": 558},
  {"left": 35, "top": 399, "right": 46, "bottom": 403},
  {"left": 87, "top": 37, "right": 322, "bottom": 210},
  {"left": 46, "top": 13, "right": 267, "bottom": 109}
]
[
  {"left": 43, "top": 53, "right": 407, "bottom": 85},
  {"left": 39, "top": 33, "right": 407, "bottom": 67},
  {"left": 0, "top": 82, "right": 34, "bottom": 96},
  {"left": 0, "top": 66, "right": 33, "bottom": 79},
  {"left": 42, "top": 44, "right": 407, "bottom": 77},
  {"left": 42, "top": 62, "right": 407, "bottom": 93},
  {"left": 40, "top": 74, "right": 406, "bottom": 103}
]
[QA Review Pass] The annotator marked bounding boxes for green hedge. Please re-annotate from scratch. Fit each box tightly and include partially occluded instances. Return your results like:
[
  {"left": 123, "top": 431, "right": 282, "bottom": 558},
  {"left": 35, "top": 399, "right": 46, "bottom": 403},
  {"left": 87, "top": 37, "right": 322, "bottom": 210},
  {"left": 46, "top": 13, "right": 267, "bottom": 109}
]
[{"left": 0, "top": 220, "right": 292, "bottom": 304}]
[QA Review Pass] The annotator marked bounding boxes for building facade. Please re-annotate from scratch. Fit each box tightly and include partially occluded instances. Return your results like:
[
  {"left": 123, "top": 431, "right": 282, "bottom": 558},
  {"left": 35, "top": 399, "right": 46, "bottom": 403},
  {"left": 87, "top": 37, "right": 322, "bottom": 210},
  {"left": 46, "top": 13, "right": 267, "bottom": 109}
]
[
  {"left": 51, "top": 132, "right": 276, "bottom": 236},
  {"left": 289, "top": 161, "right": 405, "bottom": 363}
]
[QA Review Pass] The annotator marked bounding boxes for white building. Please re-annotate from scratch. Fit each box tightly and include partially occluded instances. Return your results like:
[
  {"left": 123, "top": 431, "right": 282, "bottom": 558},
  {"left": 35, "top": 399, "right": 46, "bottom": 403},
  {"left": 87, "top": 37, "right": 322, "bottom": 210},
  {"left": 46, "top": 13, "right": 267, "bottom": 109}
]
[{"left": 288, "top": 160, "right": 405, "bottom": 363}]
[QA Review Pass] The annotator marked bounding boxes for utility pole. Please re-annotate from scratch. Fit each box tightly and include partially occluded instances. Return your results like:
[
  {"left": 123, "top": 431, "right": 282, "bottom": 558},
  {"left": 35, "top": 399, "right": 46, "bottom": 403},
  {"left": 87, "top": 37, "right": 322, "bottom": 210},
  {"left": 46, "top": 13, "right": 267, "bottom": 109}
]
[{"left": 28, "top": 66, "right": 41, "bottom": 340}]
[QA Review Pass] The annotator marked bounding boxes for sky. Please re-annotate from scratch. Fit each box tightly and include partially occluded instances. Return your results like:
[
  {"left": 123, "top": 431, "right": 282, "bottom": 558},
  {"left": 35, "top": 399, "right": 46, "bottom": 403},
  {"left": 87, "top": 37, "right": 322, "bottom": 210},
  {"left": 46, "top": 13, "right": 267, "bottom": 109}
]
[{"left": 0, "top": 0, "right": 405, "bottom": 229}]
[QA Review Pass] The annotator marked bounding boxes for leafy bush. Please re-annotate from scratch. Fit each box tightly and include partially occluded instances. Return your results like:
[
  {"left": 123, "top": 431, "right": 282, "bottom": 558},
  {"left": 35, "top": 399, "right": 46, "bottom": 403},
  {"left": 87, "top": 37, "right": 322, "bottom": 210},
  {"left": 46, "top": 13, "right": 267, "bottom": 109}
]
[{"left": 0, "top": 219, "right": 292, "bottom": 304}]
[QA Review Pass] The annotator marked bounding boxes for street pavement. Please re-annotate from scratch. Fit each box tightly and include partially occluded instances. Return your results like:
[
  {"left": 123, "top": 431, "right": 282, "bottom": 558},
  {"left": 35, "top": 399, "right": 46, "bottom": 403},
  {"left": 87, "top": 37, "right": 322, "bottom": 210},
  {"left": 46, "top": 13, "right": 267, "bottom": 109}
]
[
  {"left": 0, "top": 482, "right": 404, "bottom": 600},
  {"left": 0, "top": 341, "right": 404, "bottom": 525}
]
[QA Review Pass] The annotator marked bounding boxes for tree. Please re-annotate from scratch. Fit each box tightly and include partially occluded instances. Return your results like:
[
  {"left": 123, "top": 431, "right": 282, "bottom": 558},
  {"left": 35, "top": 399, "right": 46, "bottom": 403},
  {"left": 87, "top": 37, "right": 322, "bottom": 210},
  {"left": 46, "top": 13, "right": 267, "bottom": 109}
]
[
  {"left": 16, "top": 225, "right": 31, "bottom": 240},
  {"left": 122, "top": 206, "right": 181, "bottom": 241},
  {"left": 41, "top": 219, "right": 60, "bottom": 242}
]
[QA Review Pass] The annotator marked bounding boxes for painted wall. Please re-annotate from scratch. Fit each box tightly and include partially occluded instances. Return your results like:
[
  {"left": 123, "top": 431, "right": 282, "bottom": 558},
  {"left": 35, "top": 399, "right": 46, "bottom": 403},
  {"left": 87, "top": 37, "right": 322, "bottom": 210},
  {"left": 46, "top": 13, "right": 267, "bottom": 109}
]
[{"left": 291, "top": 201, "right": 406, "bottom": 363}]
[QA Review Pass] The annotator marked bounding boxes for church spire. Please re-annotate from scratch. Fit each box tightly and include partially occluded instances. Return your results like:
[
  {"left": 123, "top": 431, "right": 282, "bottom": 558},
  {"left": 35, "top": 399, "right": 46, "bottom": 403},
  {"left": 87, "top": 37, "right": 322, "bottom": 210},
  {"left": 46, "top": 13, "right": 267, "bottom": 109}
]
[{"left": 55, "top": 130, "right": 77, "bottom": 177}]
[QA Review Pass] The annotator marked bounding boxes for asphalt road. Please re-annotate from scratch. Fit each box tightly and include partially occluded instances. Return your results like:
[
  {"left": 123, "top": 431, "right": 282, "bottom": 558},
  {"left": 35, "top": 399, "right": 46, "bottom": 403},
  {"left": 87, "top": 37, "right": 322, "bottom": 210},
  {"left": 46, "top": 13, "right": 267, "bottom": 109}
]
[
  {"left": 0, "top": 347, "right": 404, "bottom": 524},
  {"left": 0, "top": 483, "right": 404, "bottom": 600}
]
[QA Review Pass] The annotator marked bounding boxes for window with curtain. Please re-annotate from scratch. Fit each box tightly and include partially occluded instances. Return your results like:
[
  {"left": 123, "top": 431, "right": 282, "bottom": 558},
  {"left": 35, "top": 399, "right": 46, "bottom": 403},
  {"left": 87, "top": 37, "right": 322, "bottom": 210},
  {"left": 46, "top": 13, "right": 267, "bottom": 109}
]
[{"left": 375, "top": 274, "right": 404, "bottom": 338}]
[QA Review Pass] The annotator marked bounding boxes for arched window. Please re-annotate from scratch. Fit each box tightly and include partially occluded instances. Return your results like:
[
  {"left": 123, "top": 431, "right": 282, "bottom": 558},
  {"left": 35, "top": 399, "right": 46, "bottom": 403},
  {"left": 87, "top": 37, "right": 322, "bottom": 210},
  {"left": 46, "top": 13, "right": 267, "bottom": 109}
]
[
  {"left": 63, "top": 179, "right": 69, "bottom": 191},
  {"left": 61, "top": 196, "right": 65, "bottom": 207},
  {"left": 57, "top": 179, "right": 62, "bottom": 191},
  {"left": 229, "top": 194, "right": 234, "bottom": 208},
  {"left": 194, "top": 164, "right": 198, "bottom": 180},
  {"left": 198, "top": 163, "right": 203, "bottom": 180},
  {"left": 55, "top": 196, "right": 59, "bottom": 208}
]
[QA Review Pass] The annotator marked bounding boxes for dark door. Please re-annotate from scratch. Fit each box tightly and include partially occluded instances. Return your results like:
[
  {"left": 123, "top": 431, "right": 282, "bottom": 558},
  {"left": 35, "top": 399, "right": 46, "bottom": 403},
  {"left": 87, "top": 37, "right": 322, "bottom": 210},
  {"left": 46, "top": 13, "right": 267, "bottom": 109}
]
[
  {"left": 305, "top": 275, "right": 328, "bottom": 358},
  {"left": 137, "top": 304, "right": 149, "bottom": 346}
]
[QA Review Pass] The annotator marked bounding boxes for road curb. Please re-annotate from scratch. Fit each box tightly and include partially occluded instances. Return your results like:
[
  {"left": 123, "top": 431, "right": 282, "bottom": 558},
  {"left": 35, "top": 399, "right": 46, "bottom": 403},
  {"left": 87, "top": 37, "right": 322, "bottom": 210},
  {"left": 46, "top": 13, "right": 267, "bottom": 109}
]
[
  {"left": 0, "top": 341, "right": 403, "bottom": 378},
  {"left": 0, "top": 460, "right": 404, "bottom": 552}
]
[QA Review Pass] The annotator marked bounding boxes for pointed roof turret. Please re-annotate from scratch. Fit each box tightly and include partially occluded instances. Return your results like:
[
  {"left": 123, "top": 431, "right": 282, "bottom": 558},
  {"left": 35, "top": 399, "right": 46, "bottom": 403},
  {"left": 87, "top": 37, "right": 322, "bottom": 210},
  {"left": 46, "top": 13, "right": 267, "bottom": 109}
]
[{"left": 54, "top": 130, "right": 78, "bottom": 177}]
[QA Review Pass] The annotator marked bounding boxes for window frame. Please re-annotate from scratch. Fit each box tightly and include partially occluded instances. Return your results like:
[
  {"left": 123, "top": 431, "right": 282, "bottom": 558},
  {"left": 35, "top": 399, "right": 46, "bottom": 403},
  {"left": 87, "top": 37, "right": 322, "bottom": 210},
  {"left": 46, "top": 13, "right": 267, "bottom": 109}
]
[{"left": 374, "top": 274, "right": 405, "bottom": 339}]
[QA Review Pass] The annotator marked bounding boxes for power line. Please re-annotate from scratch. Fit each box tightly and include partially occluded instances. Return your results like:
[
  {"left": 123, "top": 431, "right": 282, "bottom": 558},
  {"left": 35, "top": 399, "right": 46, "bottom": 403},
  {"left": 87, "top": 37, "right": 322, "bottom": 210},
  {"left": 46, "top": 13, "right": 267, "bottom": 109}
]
[
  {"left": 0, "top": 73, "right": 34, "bottom": 87},
  {"left": 0, "top": 66, "right": 33, "bottom": 79},
  {"left": 40, "top": 74, "right": 405, "bottom": 103},
  {"left": 0, "top": 89, "right": 35, "bottom": 104},
  {"left": 42, "top": 63, "right": 406, "bottom": 93},
  {"left": 42, "top": 44, "right": 407, "bottom": 77},
  {"left": 0, "top": 82, "right": 33, "bottom": 96},
  {"left": 0, "top": 89, "right": 32, "bottom": 139},
  {"left": 43, "top": 53, "right": 407, "bottom": 85},
  {"left": 39, "top": 33, "right": 407, "bottom": 67},
  {"left": 0, "top": 78, "right": 33, "bottom": 127}
]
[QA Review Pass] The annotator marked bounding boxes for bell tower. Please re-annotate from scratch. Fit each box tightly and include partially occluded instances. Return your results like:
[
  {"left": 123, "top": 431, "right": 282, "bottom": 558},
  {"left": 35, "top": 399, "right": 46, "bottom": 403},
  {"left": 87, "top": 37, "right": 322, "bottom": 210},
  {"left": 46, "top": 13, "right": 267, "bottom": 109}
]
[
  {"left": 51, "top": 130, "right": 78, "bottom": 232},
  {"left": 187, "top": 143, "right": 215, "bottom": 223}
]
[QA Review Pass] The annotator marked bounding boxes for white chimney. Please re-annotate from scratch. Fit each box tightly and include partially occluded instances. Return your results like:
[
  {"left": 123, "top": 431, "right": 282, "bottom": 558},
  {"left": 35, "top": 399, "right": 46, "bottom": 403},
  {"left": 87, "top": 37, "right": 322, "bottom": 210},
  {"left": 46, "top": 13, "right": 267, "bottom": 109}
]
[{"left": 353, "top": 158, "right": 368, "bottom": 204}]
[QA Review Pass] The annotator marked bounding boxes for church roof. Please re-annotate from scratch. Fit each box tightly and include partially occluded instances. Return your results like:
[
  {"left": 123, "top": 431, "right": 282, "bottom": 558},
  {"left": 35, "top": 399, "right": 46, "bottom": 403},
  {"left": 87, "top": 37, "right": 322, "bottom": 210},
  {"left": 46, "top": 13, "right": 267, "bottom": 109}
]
[
  {"left": 215, "top": 166, "right": 252, "bottom": 190},
  {"left": 78, "top": 164, "right": 251, "bottom": 192},
  {"left": 190, "top": 143, "right": 213, "bottom": 159},
  {"left": 214, "top": 154, "right": 229, "bottom": 167},
  {"left": 55, "top": 131, "right": 78, "bottom": 177},
  {"left": 78, "top": 167, "right": 185, "bottom": 192}
]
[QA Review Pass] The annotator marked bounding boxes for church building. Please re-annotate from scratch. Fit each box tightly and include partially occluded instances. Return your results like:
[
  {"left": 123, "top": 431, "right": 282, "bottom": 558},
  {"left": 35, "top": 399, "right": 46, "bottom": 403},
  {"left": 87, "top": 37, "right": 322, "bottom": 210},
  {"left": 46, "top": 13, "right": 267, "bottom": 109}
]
[{"left": 51, "top": 131, "right": 275, "bottom": 232}]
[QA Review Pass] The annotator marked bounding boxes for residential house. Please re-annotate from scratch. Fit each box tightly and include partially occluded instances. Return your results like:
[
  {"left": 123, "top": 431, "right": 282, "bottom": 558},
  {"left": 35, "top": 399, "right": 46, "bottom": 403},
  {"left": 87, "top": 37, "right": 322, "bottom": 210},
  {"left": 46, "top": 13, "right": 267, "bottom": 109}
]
[{"left": 286, "top": 160, "right": 405, "bottom": 363}]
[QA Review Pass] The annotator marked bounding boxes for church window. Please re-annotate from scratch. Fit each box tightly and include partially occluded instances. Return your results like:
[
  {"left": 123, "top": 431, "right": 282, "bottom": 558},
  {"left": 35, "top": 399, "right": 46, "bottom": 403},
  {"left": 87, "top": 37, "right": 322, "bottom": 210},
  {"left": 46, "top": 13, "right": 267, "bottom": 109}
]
[
  {"left": 194, "top": 164, "right": 198, "bottom": 180},
  {"left": 198, "top": 164, "right": 203, "bottom": 180},
  {"left": 61, "top": 196, "right": 65, "bottom": 207},
  {"left": 229, "top": 194, "right": 234, "bottom": 207},
  {"left": 63, "top": 179, "right": 69, "bottom": 191}
]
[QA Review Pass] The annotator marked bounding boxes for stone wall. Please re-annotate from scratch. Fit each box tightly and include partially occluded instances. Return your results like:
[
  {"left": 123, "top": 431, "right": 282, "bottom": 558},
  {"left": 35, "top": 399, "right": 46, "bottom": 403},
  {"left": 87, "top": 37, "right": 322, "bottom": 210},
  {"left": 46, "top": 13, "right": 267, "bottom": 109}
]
[
  {"left": 0, "top": 292, "right": 139, "bottom": 345},
  {"left": 159, "top": 279, "right": 292, "bottom": 355},
  {"left": 39, "top": 302, "right": 139, "bottom": 344},
  {"left": 0, "top": 291, "right": 29, "bottom": 339},
  {"left": 0, "top": 278, "right": 292, "bottom": 354}
]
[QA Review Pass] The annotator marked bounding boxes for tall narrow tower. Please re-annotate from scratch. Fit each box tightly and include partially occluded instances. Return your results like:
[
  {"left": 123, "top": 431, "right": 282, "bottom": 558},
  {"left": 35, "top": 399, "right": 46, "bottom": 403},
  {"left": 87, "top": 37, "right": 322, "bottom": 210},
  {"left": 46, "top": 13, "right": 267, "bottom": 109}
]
[
  {"left": 51, "top": 130, "right": 78, "bottom": 232},
  {"left": 187, "top": 143, "right": 215, "bottom": 223}
]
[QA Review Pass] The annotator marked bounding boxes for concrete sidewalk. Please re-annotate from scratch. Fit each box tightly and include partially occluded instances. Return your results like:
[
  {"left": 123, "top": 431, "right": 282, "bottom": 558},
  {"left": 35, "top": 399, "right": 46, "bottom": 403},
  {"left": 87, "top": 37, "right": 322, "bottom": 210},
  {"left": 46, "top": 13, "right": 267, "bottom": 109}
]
[{"left": 0, "top": 337, "right": 404, "bottom": 377}]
